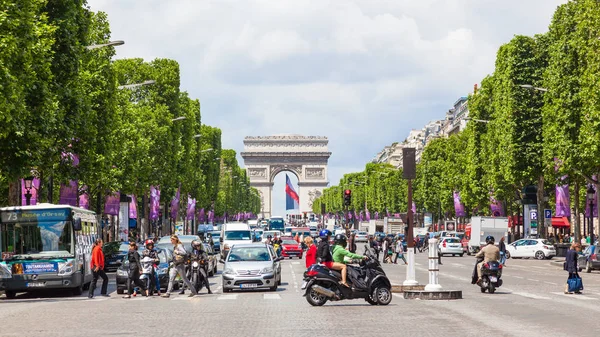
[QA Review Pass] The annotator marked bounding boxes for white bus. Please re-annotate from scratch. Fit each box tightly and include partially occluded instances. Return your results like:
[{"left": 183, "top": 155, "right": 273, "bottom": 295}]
[{"left": 0, "top": 204, "right": 99, "bottom": 298}]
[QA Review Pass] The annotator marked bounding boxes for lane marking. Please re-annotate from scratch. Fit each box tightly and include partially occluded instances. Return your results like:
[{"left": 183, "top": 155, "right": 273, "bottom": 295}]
[
  {"left": 527, "top": 279, "right": 540, "bottom": 282},
  {"left": 263, "top": 294, "right": 281, "bottom": 300},
  {"left": 551, "top": 292, "right": 595, "bottom": 300},
  {"left": 292, "top": 262, "right": 300, "bottom": 265},
  {"left": 544, "top": 281, "right": 557, "bottom": 285},
  {"left": 217, "top": 294, "right": 238, "bottom": 300},
  {"left": 172, "top": 297, "right": 192, "bottom": 300},
  {"left": 513, "top": 292, "right": 551, "bottom": 300},
  {"left": 513, "top": 276, "right": 524, "bottom": 279}
]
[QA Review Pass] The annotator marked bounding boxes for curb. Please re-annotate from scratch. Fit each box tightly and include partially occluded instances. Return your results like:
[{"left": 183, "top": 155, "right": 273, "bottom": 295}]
[
  {"left": 391, "top": 284, "right": 425, "bottom": 293},
  {"left": 550, "top": 259, "right": 565, "bottom": 268},
  {"left": 404, "top": 290, "right": 462, "bottom": 300}
]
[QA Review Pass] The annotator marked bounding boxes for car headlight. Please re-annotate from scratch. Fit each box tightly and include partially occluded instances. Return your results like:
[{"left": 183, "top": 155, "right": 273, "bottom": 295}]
[
  {"left": 58, "top": 259, "right": 75, "bottom": 275},
  {"left": 116, "top": 269, "right": 128, "bottom": 277},
  {"left": 223, "top": 267, "right": 235, "bottom": 275},
  {"left": 260, "top": 267, "right": 274, "bottom": 274}
]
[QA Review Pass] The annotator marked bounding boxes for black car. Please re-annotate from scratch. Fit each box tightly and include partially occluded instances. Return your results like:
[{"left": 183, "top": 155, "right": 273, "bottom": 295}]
[
  {"left": 102, "top": 242, "right": 130, "bottom": 272},
  {"left": 116, "top": 247, "right": 173, "bottom": 294}
]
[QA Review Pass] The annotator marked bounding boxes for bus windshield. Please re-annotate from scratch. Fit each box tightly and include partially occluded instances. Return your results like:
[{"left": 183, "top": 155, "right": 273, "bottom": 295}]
[
  {"left": 269, "top": 218, "right": 285, "bottom": 231},
  {"left": 1, "top": 220, "right": 74, "bottom": 260}
]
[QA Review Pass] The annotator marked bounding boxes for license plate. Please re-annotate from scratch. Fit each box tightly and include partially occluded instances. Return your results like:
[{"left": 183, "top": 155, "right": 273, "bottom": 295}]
[
  {"left": 489, "top": 276, "right": 498, "bottom": 283},
  {"left": 240, "top": 283, "right": 258, "bottom": 289},
  {"left": 301, "top": 281, "right": 307, "bottom": 290},
  {"left": 26, "top": 282, "right": 45, "bottom": 288},
  {"left": 108, "top": 261, "right": 117, "bottom": 264}
]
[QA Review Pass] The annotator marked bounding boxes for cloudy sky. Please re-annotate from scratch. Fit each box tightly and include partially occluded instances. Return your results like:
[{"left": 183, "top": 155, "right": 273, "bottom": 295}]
[{"left": 88, "top": 0, "right": 566, "bottom": 216}]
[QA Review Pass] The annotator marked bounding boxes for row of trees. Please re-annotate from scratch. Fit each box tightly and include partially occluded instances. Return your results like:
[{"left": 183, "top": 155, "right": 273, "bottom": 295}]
[
  {"left": 0, "top": 2, "right": 260, "bottom": 218},
  {"left": 314, "top": 0, "right": 600, "bottom": 240}
]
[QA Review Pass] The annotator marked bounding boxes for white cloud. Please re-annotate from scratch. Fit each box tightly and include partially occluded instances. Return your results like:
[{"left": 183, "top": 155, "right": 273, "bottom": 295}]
[{"left": 87, "top": 0, "right": 567, "bottom": 215}]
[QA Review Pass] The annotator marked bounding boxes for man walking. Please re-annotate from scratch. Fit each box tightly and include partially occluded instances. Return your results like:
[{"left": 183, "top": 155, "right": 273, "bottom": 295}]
[{"left": 89, "top": 239, "right": 109, "bottom": 298}]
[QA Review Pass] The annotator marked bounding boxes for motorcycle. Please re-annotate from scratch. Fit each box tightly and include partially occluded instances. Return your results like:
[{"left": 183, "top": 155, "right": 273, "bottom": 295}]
[
  {"left": 473, "top": 257, "right": 503, "bottom": 293},
  {"left": 301, "top": 245, "right": 392, "bottom": 306},
  {"left": 190, "top": 259, "right": 208, "bottom": 292}
]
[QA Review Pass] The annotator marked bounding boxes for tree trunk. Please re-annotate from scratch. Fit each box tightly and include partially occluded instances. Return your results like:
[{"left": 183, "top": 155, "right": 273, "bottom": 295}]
[
  {"left": 8, "top": 180, "right": 20, "bottom": 206},
  {"left": 574, "top": 180, "right": 581, "bottom": 243},
  {"left": 537, "top": 175, "right": 545, "bottom": 239}
]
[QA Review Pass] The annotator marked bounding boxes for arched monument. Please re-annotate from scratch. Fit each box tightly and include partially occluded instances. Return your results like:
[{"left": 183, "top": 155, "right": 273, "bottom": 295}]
[{"left": 241, "top": 135, "right": 331, "bottom": 219}]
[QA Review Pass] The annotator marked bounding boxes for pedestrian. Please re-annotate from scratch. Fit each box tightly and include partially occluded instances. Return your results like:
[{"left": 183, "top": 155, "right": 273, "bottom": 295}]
[
  {"left": 124, "top": 242, "right": 147, "bottom": 299},
  {"left": 163, "top": 235, "right": 197, "bottom": 298},
  {"left": 581, "top": 235, "right": 587, "bottom": 245},
  {"left": 564, "top": 242, "right": 583, "bottom": 294},
  {"left": 304, "top": 236, "right": 316, "bottom": 268},
  {"left": 348, "top": 233, "right": 357, "bottom": 253},
  {"left": 435, "top": 235, "right": 442, "bottom": 265},
  {"left": 369, "top": 236, "right": 379, "bottom": 260},
  {"left": 88, "top": 238, "right": 109, "bottom": 299},
  {"left": 394, "top": 238, "right": 407, "bottom": 264},
  {"left": 382, "top": 238, "right": 389, "bottom": 263},
  {"left": 499, "top": 236, "right": 507, "bottom": 266}
]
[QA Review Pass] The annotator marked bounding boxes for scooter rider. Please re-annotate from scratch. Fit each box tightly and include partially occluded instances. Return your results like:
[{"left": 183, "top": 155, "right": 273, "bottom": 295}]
[
  {"left": 475, "top": 235, "right": 500, "bottom": 284},
  {"left": 190, "top": 240, "right": 212, "bottom": 294},
  {"left": 316, "top": 230, "right": 348, "bottom": 286},
  {"left": 142, "top": 240, "right": 160, "bottom": 296},
  {"left": 332, "top": 234, "right": 368, "bottom": 287}
]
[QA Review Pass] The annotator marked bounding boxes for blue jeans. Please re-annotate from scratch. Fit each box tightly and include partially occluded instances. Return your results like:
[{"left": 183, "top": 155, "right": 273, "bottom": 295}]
[{"left": 500, "top": 252, "right": 506, "bottom": 265}]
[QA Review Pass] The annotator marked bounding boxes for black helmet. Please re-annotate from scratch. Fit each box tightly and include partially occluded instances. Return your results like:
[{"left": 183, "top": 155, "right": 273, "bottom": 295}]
[
  {"left": 267, "top": 235, "right": 272, "bottom": 239},
  {"left": 485, "top": 235, "right": 495, "bottom": 245},
  {"left": 334, "top": 234, "right": 347, "bottom": 247}
]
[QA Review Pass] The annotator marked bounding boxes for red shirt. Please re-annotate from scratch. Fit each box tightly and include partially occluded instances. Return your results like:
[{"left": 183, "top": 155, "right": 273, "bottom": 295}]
[
  {"left": 305, "top": 244, "right": 317, "bottom": 268},
  {"left": 90, "top": 245, "right": 105, "bottom": 270}
]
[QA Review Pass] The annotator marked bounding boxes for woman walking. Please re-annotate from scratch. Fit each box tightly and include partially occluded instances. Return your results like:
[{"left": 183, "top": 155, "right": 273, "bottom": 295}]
[
  {"left": 564, "top": 242, "right": 583, "bottom": 294},
  {"left": 304, "top": 236, "right": 317, "bottom": 268},
  {"left": 124, "top": 242, "right": 147, "bottom": 299},
  {"left": 163, "top": 235, "right": 197, "bottom": 298}
]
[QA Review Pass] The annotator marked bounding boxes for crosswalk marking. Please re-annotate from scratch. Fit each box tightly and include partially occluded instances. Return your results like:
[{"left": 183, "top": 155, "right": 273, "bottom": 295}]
[
  {"left": 292, "top": 262, "right": 300, "bottom": 265},
  {"left": 513, "top": 292, "right": 551, "bottom": 300},
  {"left": 263, "top": 294, "right": 280, "bottom": 300},
  {"left": 217, "top": 294, "right": 238, "bottom": 300},
  {"left": 551, "top": 292, "right": 596, "bottom": 300}
]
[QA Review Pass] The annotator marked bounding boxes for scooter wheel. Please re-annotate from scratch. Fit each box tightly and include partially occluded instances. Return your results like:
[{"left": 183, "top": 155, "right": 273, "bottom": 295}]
[
  {"left": 373, "top": 286, "right": 392, "bottom": 306},
  {"left": 480, "top": 287, "right": 486, "bottom": 293},
  {"left": 306, "top": 285, "right": 328, "bottom": 306}
]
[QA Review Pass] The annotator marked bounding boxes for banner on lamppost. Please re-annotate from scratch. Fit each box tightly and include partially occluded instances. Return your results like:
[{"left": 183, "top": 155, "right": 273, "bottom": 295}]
[
  {"left": 79, "top": 185, "right": 89, "bottom": 209},
  {"left": 170, "top": 186, "right": 181, "bottom": 220},
  {"left": 129, "top": 195, "right": 137, "bottom": 219},
  {"left": 149, "top": 186, "right": 160, "bottom": 221},
  {"left": 490, "top": 196, "right": 505, "bottom": 217},
  {"left": 453, "top": 191, "right": 466, "bottom": 217},
  {"left": 104, "top": 193, "right": 120, "bottom": 215},
  {"left": 374, "top": 211, "right": 379, "bottom": 220},
  {"left": 556, "top": 181, "right": 571, "bottom": 217},
  {"left": 198, "top": 208, "right": 206, "bottom": 223},
  {"left": 21, "top": 178, "right": 40, "bottom": 205},
  {"left": 186, "top": 196, "right": 196, "bottom": 221},
  {"left": 59, "top": 181, "right": 78, "bottom": 207}
]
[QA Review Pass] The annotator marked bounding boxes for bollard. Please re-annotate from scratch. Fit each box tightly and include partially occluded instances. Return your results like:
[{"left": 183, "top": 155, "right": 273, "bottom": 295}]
[
  {"left": 403, "top": 246, "right": 419, "bottom": 286},
  {"left": 425, "top": 238, "right": 443, "bottom": 291}
]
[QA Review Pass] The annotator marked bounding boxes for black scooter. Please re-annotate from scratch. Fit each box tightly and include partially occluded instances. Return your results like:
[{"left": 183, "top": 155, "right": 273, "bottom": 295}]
[
  {"left": 302, "top": 245, "right": 392, "bottom": 306},
  {"left": 472, "top": 257, "right": 503, "bottom": 293},
  {"left": 190, "top": 259, "right": 209, "bottom": 292}
]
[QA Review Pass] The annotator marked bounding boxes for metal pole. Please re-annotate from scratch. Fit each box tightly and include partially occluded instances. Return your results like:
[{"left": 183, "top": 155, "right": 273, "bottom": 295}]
[
  {"left": 25, "top": 190, "right": 32, "bottom": 205},
  {"left": 425, "top": 238, "right": 443, "bottom": 291},
  {"left": 590, "top": 198, "right": 594, "bottom": 245},
  {"left": 403, "top": 179, "right": 418, "bottom": 286}
]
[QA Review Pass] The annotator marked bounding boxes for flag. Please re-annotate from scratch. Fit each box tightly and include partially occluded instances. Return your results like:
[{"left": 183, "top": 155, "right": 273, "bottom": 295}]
[
  {"left": 79, "top": 186, "right": 89, "bottom": 209},
  {"left": 374, "top": 211, "right": 379, "bottom": 220},
  {"left": 285, "top": 174, "right": 299, "bottom": 210},
  {"left": 411, "top": 202, "right": 416, "bottom": 214},
  {"left": 59, "top": 181, "right": 78, "bottom": 206},
  {"left": 453, "top": 191, "right": 466, "bottom": 217},
  {"left": 170, "top": 186, "right": 180, "bottom": 219},
  {"left": 490, "top": 196, "right": 505, "bottom": 217},
  {"left": 129, "top": 195, "right": 137, "bottom": 219},
  {"left": 555, "top": 158, "right": 571, "bottom": 217},
  {"left": 366, "top": 209, "right": 371, "bottom": 221},
  {"left": 104, "top": 193, "right": 120, "bottom": 215},
  {"left": 21, "top": 178, "right": 40, "bottom": 205},
  {"left": 198, "top": 208, "right": 205, "bottom": 223},
  {"left": 149, "top": 186, "right": 161, "bottom": 221},
  {"left": 186, "top": 196, "right": 195, "bottom": 220}
]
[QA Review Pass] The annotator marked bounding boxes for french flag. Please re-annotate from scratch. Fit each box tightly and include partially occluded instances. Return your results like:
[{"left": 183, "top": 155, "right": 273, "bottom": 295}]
[{"left": 285, "top": 174, "right": 299, "bottom": 210}]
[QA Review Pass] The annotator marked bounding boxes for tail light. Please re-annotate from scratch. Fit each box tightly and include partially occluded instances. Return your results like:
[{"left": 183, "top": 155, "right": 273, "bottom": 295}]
[
  {"left": 483, "top": 263, "right": 489, "bottom": 269},
  {"left": 498, "top": 264, "right": 503, "bottom": 269},
  {"left": 306, "top": 270, "right": 318, "bottom": 277},
  {"left": 543, "top": 245, "right": 549, "bottom": 249},
  {"left": 443, "top": 241, "right": 447, "bottom": 248}
]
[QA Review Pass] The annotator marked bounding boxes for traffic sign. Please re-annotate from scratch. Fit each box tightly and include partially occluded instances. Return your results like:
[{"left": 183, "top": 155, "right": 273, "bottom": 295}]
[
  {"left": 530, "top": 210, "right": 538, "bottom": 221},
  {"left": 544, "top": 209, "right": 552, "bottom": 219}
]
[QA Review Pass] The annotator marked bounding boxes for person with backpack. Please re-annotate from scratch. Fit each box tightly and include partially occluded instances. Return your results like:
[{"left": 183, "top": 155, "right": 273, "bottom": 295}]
[
  {"left": 123, "top": 242, "right": 147, "bottom": 299},
  {"left": 162, "top": 235, "right": 197, "bottom": 298}
]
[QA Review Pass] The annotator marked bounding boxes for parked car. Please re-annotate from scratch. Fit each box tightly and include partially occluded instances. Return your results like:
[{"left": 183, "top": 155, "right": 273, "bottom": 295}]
[
  {"left": 354, "top": 231, "right": 369, "bottom": 243},
  {"left": 203, "top": 243, "right": 218, "bottom": 276},
  {"left": 280, "top": 239, "right": 303, "bottom": 259},
  {"left": 116, "top": 247, "right": 173, "bottom": 294},
  {"left": 102, "top": 242, "right": 130, "bottom": 272},
  {"left": 209, "top": 231, "right": 221, "bottom": 254},
  {"left": 505, "top": 239, "right": 556, "bottom": 260},
  {"left": 221, "top": 243, "right": 283, "bottom": 292},
  {"left": 438, "top": 237, "right": 464, "bottom": 257},
  {"left": 578, "top": 244, "right": 600, "bottom": 273}
]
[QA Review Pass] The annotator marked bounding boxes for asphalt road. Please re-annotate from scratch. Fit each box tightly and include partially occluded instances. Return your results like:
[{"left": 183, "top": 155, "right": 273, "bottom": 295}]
[{"left": 0, "top": 252, "right": 596, "bottom": 337}]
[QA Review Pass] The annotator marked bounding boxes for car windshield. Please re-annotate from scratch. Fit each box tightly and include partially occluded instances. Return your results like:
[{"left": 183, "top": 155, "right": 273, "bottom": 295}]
[
  {"left": 227, "top": 247, "right": 272, "bottom": 262},
  {"left": 210, "top": 232, "right": 220, "bottom": 238},
  {"left": 103, "top": 242, "right": 130, "bottom": 255},
  {"left": 358, "top": 232, "right": 367, "bottom": 236},
  {"left": 1, "top": 220, "right": 74, "bottom": 260},
  {"left": 282, "top": 240, "right": 298, "bottom": 245},
  {"left": 224, "top": 231, "right": 251, "bottom": 240}
]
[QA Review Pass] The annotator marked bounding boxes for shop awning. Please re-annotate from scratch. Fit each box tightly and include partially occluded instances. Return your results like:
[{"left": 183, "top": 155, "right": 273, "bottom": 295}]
[{"left": 551, "top": 216, "right": 570, "bottom": 228}]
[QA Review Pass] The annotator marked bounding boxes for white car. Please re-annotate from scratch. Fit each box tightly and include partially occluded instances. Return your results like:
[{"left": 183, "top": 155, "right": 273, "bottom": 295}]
[
  {"left": 354, "top": 231, "right": 369, "bottom": 242},
  {"left": 506, "top": 239, "right": 556, "bottom": 260},
  {"left": 438, "top": 237, "right": 464, "bottom": 257}
]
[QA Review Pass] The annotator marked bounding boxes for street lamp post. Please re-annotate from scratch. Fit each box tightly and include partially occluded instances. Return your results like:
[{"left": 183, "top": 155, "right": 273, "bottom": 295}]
[
  {"left": 588, "top": 185, "right": 595, "bottom": 245},
  {"left": 85, "top": 40, "right": 124, "bottom": 50},
  {"left": 117, "top": 80, "right": 156, "bottom": 90},
  {"left": 23, "top": 177, "right": 33, "bottom": 205},
  {"left": 171, "top": 116, "right": 186, "bottom": 122}
]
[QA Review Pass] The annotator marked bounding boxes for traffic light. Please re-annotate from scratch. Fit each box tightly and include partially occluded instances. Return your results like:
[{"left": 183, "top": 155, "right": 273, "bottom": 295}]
[{"left": 343, "top": 189, "right": 352, "bottom": 206}]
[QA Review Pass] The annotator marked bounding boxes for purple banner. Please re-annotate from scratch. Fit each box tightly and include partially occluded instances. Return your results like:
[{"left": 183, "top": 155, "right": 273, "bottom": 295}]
[
  {"left": 556, "top": 179, "right": 571, "bottom": 217},
  {"left": 104, "top": 193, "right": 120, "bottom": 215},
  {"left": 21, "top": 178, "right": 40, "bottom": 206},
  {"left": 170, "top": 186, "right": 180, "bottom": 220},
  {"left": 453, "top": 191, "right": 466, "bottom": 217},
  {"left": 186, "top": 196, "right": 196, "bottom": 221},
  {"left": 128, "top": 195, "right": 137, "bottom": 219},
  {"left": 59, "top": 181, "right": 78, "bottom": 207},
  {"left": 208, "top": 210, "right": 214, "bottom": 223},
  {"left": 490, "top": 197, "right": 505, "bottom": 217},
  {"left": 79, "top": 186, "right": 89, "bottom": 209},
  {"left": 374, "top": 211, "right": 379, "bottom": 220},
  {"left": 411, "top": 202, "right": 416, "bottom": 214},
  {"left": 149, "top": 186, "right": 160, "bottom": 221},
  {"left": 365, "top": 210, "right": 371, "bottom": 221},
  {"left": 198, "top": 208, "right": 205, "bottom": 223}
]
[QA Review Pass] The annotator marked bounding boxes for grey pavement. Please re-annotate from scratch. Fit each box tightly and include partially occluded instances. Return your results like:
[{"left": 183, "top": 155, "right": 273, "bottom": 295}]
[{"left": 0, "top": 252, "right": 597, "bottom": 337}]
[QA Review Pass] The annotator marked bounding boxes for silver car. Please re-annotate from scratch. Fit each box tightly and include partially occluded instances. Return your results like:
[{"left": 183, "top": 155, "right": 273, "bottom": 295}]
[{"left": 221, "top": 244, "right": 283, "bottom": 292}]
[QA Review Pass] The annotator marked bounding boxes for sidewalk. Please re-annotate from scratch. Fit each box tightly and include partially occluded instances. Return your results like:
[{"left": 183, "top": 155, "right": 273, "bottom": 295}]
[{"left": 550, "top": 257, "right": 565, "bottom": 268}]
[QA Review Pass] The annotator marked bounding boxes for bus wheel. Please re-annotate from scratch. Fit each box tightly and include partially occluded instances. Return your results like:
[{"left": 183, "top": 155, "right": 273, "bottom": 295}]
[{"left": 4, "top": 291, "right": 16, "bottom": 299}]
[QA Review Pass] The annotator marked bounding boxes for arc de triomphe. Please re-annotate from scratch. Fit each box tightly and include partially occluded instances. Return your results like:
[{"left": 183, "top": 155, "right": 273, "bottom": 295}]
[{"left": 241, "top": 135, "right": 331, "bottom": 219}]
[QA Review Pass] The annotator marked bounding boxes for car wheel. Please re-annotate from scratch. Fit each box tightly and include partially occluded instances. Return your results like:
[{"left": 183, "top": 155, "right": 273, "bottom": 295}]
[
  {"left": 535, "top": 251, "right": 546, "bottom": 260},
  {"left": 4, "top": 291, "right": 16, "bottom": 299},
  {"left": 117, "top": 288, "right": 124, "bottom": 295},
  {"left": 586, "top": 261, "right": 592, "bottom": 273},
  {"left": 459, "top": 253, "right": 464, "bottom": 257},
  {"left": 270, "top": 284, "right": 278, "bottom": 291},
  {"left": 306, "top": 285, "right": 328, "bottom": 306},
  {"left": 505, "top": 251, "right": 511, "bottom": 259}
]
